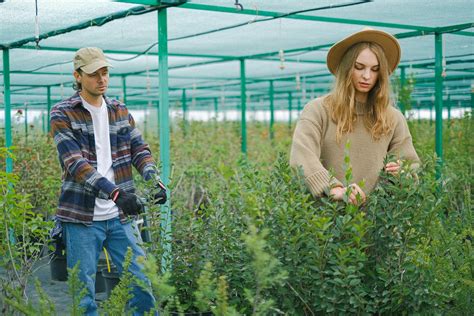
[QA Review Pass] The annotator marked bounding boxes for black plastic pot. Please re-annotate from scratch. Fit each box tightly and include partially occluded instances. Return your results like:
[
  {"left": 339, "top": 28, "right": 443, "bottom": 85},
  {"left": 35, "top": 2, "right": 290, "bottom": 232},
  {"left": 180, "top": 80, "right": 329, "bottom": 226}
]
[
  {"left": 101, "top": 266, "right": 120, "bottom": 298},
  {"left": 95, "top": 259, "right": 109, "bottom": 293},
  {"left": 50, "top": 254, "right": 68, "bottom": 281}
]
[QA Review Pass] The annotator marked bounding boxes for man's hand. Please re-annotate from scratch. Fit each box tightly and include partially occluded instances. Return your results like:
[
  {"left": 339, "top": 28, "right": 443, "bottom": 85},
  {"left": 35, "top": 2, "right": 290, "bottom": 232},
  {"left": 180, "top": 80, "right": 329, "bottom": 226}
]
[
  {"left": 113, "top": 190, "right": 143, "bottom": 215},
  {"left": 329, "top": 183, "right": 366, "bottom": 205},
  {"left": 153, "top": 181, "right": 167, "bottom": 205}
]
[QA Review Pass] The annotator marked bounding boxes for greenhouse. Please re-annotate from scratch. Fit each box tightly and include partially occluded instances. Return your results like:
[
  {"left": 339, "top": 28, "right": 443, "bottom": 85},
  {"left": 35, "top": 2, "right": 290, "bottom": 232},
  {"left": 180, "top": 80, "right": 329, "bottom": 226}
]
[{"left": 1, "top": 0, "right": 473, "bottom": 314}]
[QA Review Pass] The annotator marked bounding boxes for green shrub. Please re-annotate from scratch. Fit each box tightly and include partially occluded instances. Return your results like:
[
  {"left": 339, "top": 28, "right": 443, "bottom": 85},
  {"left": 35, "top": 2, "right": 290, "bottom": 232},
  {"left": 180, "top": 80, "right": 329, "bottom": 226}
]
[{"left": 2, "top": 118, "right": 471, "bottom": 314}]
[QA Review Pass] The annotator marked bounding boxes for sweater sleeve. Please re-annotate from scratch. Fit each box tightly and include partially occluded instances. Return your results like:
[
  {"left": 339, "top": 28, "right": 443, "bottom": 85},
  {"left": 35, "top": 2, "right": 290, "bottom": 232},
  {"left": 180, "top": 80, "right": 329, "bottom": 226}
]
[
  {"left": 290, "top": 103, "right": 343, "bottom": 197},
  {"left": 388, "top": 110, "right": 420, "bottom": 168}
]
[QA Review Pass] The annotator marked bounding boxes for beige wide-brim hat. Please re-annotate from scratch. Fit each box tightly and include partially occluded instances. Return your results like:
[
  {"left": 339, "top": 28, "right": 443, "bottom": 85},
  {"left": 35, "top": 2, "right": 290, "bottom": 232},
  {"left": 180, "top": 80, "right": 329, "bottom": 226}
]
[{"left": 326, "top": 27, "right": 401, "bottom": 75}]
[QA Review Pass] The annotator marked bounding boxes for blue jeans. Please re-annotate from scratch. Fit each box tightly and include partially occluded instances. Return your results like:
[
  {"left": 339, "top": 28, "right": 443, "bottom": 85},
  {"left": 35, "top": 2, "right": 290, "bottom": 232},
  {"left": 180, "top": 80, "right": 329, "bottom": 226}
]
[{"left": 62, "top": 217, "right": 156, "bottom": 316}]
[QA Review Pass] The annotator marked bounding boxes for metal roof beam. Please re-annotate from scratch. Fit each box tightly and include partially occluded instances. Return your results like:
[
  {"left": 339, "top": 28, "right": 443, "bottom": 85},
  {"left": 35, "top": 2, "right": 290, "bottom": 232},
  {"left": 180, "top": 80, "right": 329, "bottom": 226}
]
[
  {"left": 1, "top": 6, "right": 164, "bottom": 49},
  {"left": 396, "top": 23, "right": 474, "bottom": 39},
  {"left": 436, "top": 22, "right": 474, "bottom": 35},
  {"left": 180, "top": 3, "right": 435, "bottom": 32},
  {"left": 19, "top": 45, "right": 234, "bottom": 60}
]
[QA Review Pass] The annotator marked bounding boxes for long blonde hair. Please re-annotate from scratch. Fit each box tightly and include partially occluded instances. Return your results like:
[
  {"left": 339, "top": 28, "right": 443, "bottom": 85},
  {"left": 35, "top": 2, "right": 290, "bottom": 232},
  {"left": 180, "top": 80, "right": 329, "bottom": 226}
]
[{"left": 325, "top": 42, "right": 394, "bottom": 143}]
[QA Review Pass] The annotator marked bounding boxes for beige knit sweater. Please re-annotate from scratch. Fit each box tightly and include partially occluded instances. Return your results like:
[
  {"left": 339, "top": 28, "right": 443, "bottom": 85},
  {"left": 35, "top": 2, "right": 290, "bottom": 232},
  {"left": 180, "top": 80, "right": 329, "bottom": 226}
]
[{"left": 290, "top": 97, "right": 420, "bottom": 197}]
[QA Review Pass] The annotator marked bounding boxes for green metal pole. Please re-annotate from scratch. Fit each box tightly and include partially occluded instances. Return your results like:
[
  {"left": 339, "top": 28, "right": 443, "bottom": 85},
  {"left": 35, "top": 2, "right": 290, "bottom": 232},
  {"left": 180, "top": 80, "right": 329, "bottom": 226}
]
[
  {"left": 288, "top": 92, "right": 292, "bottom": 130},
  {"left": 158, "top": 7, "right": 172, "bottom": 272},
  {"left": 47, "top": 86, "right": 52, "bottom": 133},
  {"left": 269, "top": 80, "right": 275, "bottom": 140},
  {"left": 447, "top": 93, "right": 451, "bottom": 124},
  {"left": 240, "top": 58, "right": 247, "bottom": 155},
  {"left": 471, "top": 88, "right": 474, "bottom": 114},
  {"left": 121, "top": 75, "right": 127, "bottom": 104},
  {"left": 399, "top": 66, "right": 406, "bottom": 115},
  {"left": 155, "top": 100, "right": 160, "bottom": 132},
  {"left": 24, "top": 104, "right": 28, "bottom": 142},
  {"left": 417, "top": 102, "right": 421, "bottom": 123},
  {"left": 214, "top": 97, "right": 218, "bottom": 120},
  {"left": 144, "top": 106, "right": 148, "bottom": 137},
  {"left": 297, "top": 98, "right": 301, "bottom": 114},
  {"left": 181, "top": 89, "right": 187, "bottom": 136},
  {"left": 430, "top": 102, "right": 433, "bottom": 125},
  {"left": 434, "top": 33, "right": 444, "bottom": 178},
  {"left": 42, "top": 111, "right": 46, "bottom": 134},
  {"left": 3, "top": 49, "right": 13, "bottom": 173}
]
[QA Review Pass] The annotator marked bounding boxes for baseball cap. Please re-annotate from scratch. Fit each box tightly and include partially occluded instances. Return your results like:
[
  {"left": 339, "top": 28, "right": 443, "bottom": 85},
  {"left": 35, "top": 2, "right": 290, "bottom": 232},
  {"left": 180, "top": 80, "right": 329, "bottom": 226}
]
[{"left": 73, "top": 47, "right": 113, "bottom": 74}]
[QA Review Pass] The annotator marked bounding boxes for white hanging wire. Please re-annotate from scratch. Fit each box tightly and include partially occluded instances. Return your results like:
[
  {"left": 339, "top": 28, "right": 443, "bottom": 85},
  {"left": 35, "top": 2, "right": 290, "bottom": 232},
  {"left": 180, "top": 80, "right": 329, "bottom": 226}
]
[
  {"left": 146, "top": 52, "right": 151, "bottom": 95},
  {"left": 279, "top": 49, "right": 285, "bottom": 71},
  {"left": 16, "top": 103, "right": 25, "bottom": 122},
  {"left": 296, "top": 57, "right": 301, "bottom": 91},
  {"left": 249, "top": 2, "right": 259, "bottom": 24},
  {"left": 34, "top": 0, "right": 40, "bottom": 48},
  {"left": 278, "top": 19, "right": 285, "bottom": 70},
  {"left": 302, "top": 78, "right": 307, "bottom": 103},
  {"left": 442, "top": 35, "right": 447, "bottom": 78},
  {"left": 192, "top": 83, "right": 197, "bottom": 107},
  {"left": 220, "top": 84, "right": 226, "bottom": 108},
  {"left": 247, "top": 92, "right": 253, "bottom": 121},
  {"left": 60, "top": 64, "right": 64, "bottom": 99}
]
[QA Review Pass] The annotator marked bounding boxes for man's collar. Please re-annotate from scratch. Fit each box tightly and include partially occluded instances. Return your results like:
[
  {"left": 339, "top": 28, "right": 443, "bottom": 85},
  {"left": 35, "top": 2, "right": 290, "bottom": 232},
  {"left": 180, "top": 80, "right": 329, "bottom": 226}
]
[
  {"left": 70, "top": 92, "right": 83, "bottom": 107},
  {"left": 71, "top": 92, "right": 119, "bottom": 110}
]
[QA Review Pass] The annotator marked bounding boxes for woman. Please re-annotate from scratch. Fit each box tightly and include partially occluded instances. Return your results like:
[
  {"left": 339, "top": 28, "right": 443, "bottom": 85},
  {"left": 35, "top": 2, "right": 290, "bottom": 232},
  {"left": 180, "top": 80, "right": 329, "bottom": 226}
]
[{"left": 290, "top": 28, "right": 419, "bottom": 205}]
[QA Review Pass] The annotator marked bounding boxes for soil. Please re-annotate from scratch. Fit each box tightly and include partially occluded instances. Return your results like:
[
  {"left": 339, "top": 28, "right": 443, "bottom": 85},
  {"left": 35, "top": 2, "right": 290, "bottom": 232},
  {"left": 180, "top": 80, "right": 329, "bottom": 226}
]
[{"left": 1, "top": 256, "right": 108, "bottom": 314}]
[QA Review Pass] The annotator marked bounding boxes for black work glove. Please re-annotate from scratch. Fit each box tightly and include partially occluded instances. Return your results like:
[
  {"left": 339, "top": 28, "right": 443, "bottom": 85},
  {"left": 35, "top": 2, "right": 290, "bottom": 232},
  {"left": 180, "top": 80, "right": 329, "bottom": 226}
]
[
  {"left": 153, "top": 181, "right": 167, "bottom": 205},
  {"left": 113, "top": 190, "right": 143, "bottom": 215}
]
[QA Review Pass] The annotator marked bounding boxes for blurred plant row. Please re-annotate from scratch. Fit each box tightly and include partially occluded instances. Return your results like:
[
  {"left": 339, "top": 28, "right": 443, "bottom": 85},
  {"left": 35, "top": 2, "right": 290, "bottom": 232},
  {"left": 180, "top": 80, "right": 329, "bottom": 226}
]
[{"left": 0, "top": 113, "right": 472, "bottom": 314}]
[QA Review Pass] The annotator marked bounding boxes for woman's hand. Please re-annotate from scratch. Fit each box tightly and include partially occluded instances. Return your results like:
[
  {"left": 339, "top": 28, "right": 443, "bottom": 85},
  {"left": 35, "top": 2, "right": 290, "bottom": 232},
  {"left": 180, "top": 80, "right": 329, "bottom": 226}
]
[
  {"left": 329, "top": 186, "right": 346, "bottom": 201},
  {"left": 329, "top": 184, "right": 366, "bottom": 205},
  {"left": 385, "top": 160, "right": 401, "bottom": 175}
]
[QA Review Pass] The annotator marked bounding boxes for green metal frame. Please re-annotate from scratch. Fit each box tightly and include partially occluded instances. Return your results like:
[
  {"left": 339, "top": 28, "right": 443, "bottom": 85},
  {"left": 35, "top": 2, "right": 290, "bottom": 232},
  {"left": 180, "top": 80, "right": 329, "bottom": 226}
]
[
  {"left": 1, "top": 6, "right": 162, "bottom": 49},
  {"left": 2, "top": 49, "right": 13, "bottom": 173},
  {"left": 269, "top": 80, "right": 275, "bottom": 140},
  {"left": 1, "top": 1, "right": 472, "bottom": 223},
  {"left": 213, "top": 97, "right": 218, "bottom": 119},
  {"left": 399, "top": 66, "right": 406, "bottom": 115},
  {"left": 47, "top": 86, "right": 52, "bottom": 133},
  {"left": 158, "top": 8, "right": 172, "bottom": 272},
  {"left": 434, "top": 33, "right": 444, "bottom": 179},
  {"left": 182, "top": 89, "right": 188, "bottom": 136},
  {"left": 288, "top": 92, "right": 292, "bottom": 130},
  {"left": 122, "top": 76, "right": 128, "bottom": 104},
  {"left": 24, "top": 103, "right": 28, "bottom": 141},
  {"left": 240, "top": 58, "right": 247, "bottom": 155}
]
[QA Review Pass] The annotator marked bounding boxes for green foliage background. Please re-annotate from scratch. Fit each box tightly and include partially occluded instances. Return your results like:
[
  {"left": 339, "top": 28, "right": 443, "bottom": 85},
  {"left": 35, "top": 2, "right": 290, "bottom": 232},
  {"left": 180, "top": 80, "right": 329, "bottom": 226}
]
[{"left": 0, "top": 113, "right": 472, "bottom": 314}]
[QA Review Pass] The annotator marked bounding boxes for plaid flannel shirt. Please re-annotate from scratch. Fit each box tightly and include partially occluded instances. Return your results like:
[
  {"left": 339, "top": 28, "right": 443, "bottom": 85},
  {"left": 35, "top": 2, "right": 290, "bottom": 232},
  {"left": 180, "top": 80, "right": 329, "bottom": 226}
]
[{"left": 50, "top": 92, "right": 160, "bottom": 224}]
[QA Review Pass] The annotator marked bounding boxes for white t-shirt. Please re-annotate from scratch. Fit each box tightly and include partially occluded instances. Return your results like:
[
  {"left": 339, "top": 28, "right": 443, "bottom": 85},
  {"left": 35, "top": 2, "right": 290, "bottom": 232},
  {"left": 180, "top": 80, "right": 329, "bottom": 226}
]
[{"left": 81, "top": 97, "right": 118, "bottom": 221}]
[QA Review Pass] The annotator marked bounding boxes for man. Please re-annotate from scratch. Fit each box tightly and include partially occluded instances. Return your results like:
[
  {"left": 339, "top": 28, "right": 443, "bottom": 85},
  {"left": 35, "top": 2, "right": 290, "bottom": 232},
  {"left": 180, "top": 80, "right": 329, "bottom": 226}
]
[{"left": 50, "top": 47, "right": 166, "bottom": 315}]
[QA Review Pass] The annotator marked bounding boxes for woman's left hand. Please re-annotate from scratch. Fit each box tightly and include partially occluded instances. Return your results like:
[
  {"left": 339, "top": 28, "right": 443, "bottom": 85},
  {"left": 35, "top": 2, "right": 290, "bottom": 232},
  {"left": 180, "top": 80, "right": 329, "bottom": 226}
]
[{"left": 384, "top": 160, "right": 401, "bottom": 175}]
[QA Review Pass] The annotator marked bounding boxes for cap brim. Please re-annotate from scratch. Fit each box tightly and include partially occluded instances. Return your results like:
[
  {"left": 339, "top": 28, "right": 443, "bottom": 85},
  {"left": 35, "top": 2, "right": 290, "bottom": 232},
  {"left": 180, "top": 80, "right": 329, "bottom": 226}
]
[
  {"left": 327, "top": 29, "right": 401, "bottom": 75},
  {"left": 80, "top": 60, "right": 113, "bottom": 74}
]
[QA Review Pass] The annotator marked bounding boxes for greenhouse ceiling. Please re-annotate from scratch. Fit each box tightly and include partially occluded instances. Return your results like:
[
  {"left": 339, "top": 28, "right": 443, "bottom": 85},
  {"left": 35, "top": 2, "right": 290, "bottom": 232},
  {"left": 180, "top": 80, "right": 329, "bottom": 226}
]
[{"left": 0, "top": 0, "right": 473, "bottom": 110}]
